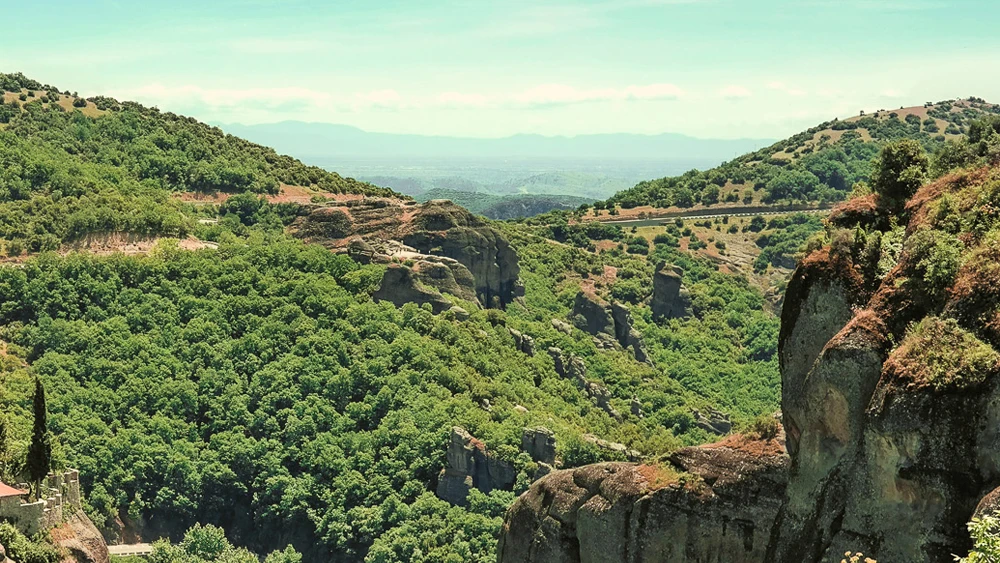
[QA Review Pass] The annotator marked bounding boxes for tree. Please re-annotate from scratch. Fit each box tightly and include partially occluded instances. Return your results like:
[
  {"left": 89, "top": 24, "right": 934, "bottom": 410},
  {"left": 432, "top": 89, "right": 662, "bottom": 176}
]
[
  {"left": 26, "top": 378, "right": 51, "bottom": 500},
  {"left": 871, "top": 139, "right": 928, "bottom": 204}
]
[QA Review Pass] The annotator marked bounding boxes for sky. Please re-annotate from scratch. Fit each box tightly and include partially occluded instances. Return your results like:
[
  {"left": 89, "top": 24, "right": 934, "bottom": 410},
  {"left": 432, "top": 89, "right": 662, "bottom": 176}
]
[{"left": 3, "top": 0, "right": 999, "bottom": 139}]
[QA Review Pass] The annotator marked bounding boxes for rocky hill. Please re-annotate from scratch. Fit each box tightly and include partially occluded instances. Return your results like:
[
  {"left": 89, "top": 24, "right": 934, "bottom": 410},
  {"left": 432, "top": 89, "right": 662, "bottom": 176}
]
[{"left": 498, "top": 138, "right": 1000, "bottom": 561}]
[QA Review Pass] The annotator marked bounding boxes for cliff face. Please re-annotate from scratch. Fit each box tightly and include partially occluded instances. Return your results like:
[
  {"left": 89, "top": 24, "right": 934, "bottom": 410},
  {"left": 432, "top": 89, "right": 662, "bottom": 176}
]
[
  {"left": 497, "top": 433, "right": 788, "bottom": 563},
  {"left": 499, "top": 164, "right": 1000, "bottom": 563}
]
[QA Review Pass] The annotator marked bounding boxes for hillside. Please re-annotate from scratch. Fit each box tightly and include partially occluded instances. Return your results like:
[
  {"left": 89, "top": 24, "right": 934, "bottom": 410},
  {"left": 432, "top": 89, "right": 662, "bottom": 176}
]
[
  {"left": 0, "top": 73, "right": 790, "bottom": 563},
  {"left": 497, "top": 116, "right": 1000, "bottom": 563},
  {"left": 604, "top": 98, "right": 1000, "bottom": 214},
  {"left": 0, "top": 72, "right": 394, "bottom": 256}
]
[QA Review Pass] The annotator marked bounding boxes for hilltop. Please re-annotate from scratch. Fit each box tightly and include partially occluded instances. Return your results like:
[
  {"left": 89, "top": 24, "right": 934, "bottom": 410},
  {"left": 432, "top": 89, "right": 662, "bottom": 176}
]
[
  {"left": 601, "top": 98, "right": 1000, "bottom": 216},
  {"left": 0, "top": 72, "right": 396, "bottom": 256}
]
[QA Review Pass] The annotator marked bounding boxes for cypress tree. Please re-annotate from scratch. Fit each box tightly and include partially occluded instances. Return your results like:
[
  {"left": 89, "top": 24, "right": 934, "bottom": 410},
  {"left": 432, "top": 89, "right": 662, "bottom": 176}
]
[{"left": 26, "top": 377, "right": 51, "bottom": 499}]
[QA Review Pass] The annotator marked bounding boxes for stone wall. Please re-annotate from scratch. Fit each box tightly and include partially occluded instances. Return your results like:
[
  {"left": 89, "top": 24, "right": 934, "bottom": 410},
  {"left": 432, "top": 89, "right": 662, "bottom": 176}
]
[{"left": 0, "top": 470, "right": 82, "bottom": 536}]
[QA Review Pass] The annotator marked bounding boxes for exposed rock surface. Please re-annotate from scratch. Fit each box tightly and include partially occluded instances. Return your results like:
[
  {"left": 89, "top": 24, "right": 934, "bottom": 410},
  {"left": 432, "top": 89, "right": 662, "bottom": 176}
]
[
  {"left": 510, "top": 329, "right": 536, "bottom": 356},
  {"left": 501, "top": 167, "right": 1000, "bottom": 562},
  {"left": 692, "top": 407, "right": 732, "bottom": 436},
  {"left": 436, "top": 427, "right": 516, "bottom": 506},
  {"left": 50, "top": 511, "right": 110, "bottom": 563},
  {"left": 297, "top": 199, "right": 523, "bottom": 309},
  {"left": 651, "top": 264, "right": 692, "bottom": 321},
  {"left": 548, "top": 348, "right": 620, "bottom": 419},
  {"left": 497, "top": 432, "right": 789, "bottom": 563},
  {"left": 522, "top": 427, "right": 557, "bottom": 466},
  {"left": 372, "top": 264, "right": 454, "bottom": 314},
  {"left": 582, "top": 434, "right": 640, "bottom": 462},
  {"left": 569, "top": 293, "right": 649, "bottom": 362}
]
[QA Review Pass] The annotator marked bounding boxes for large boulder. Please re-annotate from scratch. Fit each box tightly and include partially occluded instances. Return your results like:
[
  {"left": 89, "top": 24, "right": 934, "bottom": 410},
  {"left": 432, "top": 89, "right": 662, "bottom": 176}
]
[
  {"left": 403, "top": 203, "right": 523, "bottom": 308},
  {"left": 372, "top": 265, "right": 453, "bottom": 314},
  {"left": 436, "top": 427, "right": 516, "bottom": 506},
  {"left": 568, "top": 292, "right": 649, "bottom": 362},
  {"left": 497, "top": 432, "right": 789, "bottom": 563},
  {"left": 651, "top": 265, "right": 692, "bottom": 321},
  {"left": 522, "top": 427, "right": 557, "bottom": 466},
  {"left": 50, "top": 510, "right": 110, "bottom": 563},
  {"left": 571, "top": 292, "right": 615, "bottom": 336}
]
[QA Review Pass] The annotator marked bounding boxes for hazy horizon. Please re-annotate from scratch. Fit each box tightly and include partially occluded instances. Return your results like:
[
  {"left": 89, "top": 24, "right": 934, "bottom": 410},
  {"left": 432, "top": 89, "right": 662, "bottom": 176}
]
[{"left": 6, "top": 0, "right": 999, "bottom": 139}]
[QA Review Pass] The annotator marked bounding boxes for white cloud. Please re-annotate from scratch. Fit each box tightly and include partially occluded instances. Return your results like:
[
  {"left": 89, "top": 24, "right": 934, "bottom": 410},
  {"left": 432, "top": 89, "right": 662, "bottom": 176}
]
[
  {"left": 117, "top": 83, "right": 333, "bottom": 111},
  {"left": 719, "top": 85, "right": 752, "bottom": 99},
  {"left": 110, "top": 81, "right": 686, "bottom": 121},
  {"left": 880, "top": 88, "right": 905, "bottom": 98},
  {"left": 437, "top": 83, "right": 684, "bottom": 109}
]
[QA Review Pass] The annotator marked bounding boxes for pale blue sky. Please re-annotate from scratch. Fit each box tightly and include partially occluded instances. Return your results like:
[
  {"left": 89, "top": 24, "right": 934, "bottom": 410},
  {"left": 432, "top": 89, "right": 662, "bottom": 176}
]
[{"left": 3, "top": 0, "right": 997, "bottom": 138}]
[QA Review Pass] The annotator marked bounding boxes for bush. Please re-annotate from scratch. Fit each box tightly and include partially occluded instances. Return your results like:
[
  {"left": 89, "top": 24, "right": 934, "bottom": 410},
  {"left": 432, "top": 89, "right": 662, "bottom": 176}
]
[
  {"left": 871, "top": 140, "right": 928, "bottom": 203},
  {"left": 0, "top": 523, "right": 61, "bottom": 563}
]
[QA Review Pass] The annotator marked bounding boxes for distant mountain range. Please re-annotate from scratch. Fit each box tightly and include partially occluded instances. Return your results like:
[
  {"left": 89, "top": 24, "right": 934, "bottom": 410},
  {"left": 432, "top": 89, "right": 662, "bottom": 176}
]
[{"left": 217, "top": 121, "right": 775, "bottom": 161}]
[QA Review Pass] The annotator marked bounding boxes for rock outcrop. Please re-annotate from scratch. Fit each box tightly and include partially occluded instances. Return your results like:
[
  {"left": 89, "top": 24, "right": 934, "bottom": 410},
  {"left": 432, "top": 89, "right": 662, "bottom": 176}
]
[
  {"left": 497, "top": 432, "right": 789, "bottom": 563},
  {"left": 436, "top": 427, "right": 516, "bottom": 506},
  {"left": 51, "top": 511, "right": 110, "bottom": 563},
  {"left": 692, "top": 407, "right": 732, "bottom": 436},
  {"left": 548, "top": 348, "right": 620, "bottom": 419},
  {"left": 297, "top": 199, "right": 523, "bottom": 309},
  {"left": 651, "top": 265, "right": 692, "bottom": 321},
  {"left": 522, "top": 427, "right": 557, "bottom": 466},
  {"left": 500, "top": 166, "right": 1000, "bottom": 562},
  {"left": 372, "top": 265, "right": 454, "bottom": 314},
  {"left": 569, "top": 292, "right": 649, "bottom": 362},
  {"left": 510, "top": 329, "right": 536, "bottom": 356}
]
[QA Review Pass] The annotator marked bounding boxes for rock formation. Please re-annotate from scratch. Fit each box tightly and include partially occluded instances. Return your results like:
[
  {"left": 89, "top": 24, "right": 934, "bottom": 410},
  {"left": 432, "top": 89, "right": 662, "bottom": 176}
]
[
  {"left": 297, "top": 199, "right": 523, "bottom": 309},
  {"left": 372, "top": 265, "right": 454, "bottom": 314},
  {"left": 651, "top": 264, "right": 692, "bottom": 321},
  {"left": 436, "top": 427, "right": 516, "bottom": 506},
  {"left": 569, "top": 292, "right": 649, "bottom": 362},
  {"left": 497, "top": 432, "right": 788, "bottom": 563},
  {"left": 510, "top": 329, "right": 536, "bottom": 356},
  {"left": 547, "top": 348, "right": 620, "bottom": 419},
  {"left": 51, "top": 510, "right": 110, "bottom": 563},
  {"left": 692, "top": 407, "right": 732, "bottom": 436},
  {"left": 522, "top": 427, "right": 557, "bottom": 466},
  {"left": 500, "top": 165, "right": 1000, "bottom": 562},
  {"left": 581, "top": 434, "right": 641, "bottom": 462}
]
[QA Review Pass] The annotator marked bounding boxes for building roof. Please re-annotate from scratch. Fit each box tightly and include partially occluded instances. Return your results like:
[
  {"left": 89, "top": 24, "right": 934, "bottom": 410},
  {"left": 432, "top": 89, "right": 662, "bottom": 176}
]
[{"left": 0, "top": 482, "right": 27, "bottom": 498}]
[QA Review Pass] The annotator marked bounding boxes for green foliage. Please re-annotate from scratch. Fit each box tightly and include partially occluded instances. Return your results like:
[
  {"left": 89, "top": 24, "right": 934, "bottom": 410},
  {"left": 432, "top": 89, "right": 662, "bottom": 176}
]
[
  {"left": 603, "top": 100, "right": 996, "bottom": 211},
  {"left": 903, "top": 228, "right": 962, "bottom": 300},
  {"left": 0, "top": 523, "right": 60, "bottom": 563},
  {"left": 958, "top": 514, "right": 1000, "bottom": 563},
  {"left": 890, "top": 317, "right": 998, "bottom": 391},
  {"left": 148, "top": 524, "right": 300, "bottom": 563},
  {"left": 871, "top": 139, "right": 929, "bottom": 203},
  {"left": 26, "top": 378, "right": 50, "bottom": 498},
  {"left": 753, "top": 214, "right": 824, "bottom": 272},
  {"left": 0, "top": 74, "right": 394, "bottom": 250}
]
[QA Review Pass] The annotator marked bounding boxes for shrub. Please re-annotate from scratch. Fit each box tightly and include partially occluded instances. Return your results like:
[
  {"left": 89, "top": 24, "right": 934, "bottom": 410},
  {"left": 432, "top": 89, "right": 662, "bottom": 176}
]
[
  {"left": 871, "top": 140, "right": 929, "bottom": 203},
  {"left": 885, "top": 317, "right": 999, "bottom": 391}
]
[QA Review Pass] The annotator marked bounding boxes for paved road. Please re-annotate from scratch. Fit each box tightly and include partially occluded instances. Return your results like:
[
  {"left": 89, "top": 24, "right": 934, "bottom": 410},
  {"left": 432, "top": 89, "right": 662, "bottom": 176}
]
[
  {"left": 594, "top": 203, "right": 835, "bottom": 228},
  {"left": 108, "top": 543, "right": 154, "bottom": 557}
]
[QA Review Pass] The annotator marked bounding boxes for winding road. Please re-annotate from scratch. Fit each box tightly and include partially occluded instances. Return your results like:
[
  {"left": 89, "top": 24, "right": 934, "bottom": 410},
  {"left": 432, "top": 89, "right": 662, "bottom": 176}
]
[{"left": 593, "top": 203, "right": 835, "bottom": 228}]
